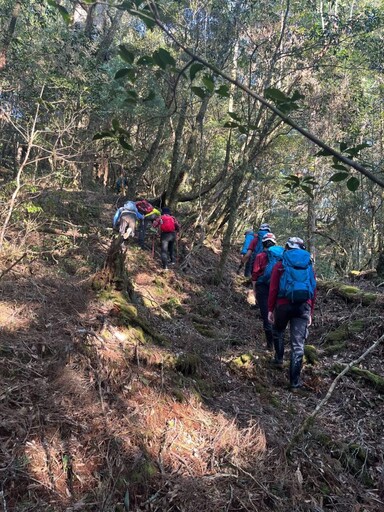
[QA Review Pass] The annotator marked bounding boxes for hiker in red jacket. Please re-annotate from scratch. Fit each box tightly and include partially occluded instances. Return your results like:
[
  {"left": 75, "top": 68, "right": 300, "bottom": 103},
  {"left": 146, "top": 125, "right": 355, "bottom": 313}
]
[
  {"left": 152, "top": 207, "right": 180, "bottom": 270},
  {"left": 267, "top": 237, "right": 317, "bottom": 391}
]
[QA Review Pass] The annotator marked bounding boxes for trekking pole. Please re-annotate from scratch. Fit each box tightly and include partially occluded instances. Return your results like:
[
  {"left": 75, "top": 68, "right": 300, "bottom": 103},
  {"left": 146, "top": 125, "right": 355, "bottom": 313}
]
[
  {"left": 176, "top": 232, "right": 179, "bottom": 264},
  {"left": 151, "top": 235, "right": 155, "bottom": 259}
]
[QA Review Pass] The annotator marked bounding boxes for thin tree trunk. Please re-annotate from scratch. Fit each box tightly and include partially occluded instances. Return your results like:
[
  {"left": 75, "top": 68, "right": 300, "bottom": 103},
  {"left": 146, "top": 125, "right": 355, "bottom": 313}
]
[{"left": 0, "top": 85, "right": 45, "bottom": 249}]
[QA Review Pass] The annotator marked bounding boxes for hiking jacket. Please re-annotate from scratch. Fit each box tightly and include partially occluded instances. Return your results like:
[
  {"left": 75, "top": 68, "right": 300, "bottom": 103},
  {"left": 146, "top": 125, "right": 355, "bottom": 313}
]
[
  {"left": 268, "top": 261, "right": 316, "bottom": 315},
  {"left": 247, "top": 234, "right": 261, "bottom": 253},
  {"left": 251, "top": 251, "right": 268, "bottom": 282},
  {"left": 241, "top": 232, "right": 255, "bottom": 254}
]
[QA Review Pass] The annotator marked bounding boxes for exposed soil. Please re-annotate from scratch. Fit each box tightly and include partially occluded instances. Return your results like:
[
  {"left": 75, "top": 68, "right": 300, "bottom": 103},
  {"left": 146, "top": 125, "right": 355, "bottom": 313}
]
[{"left": 1, "top": 190, "right": 383, "bottom": 512}]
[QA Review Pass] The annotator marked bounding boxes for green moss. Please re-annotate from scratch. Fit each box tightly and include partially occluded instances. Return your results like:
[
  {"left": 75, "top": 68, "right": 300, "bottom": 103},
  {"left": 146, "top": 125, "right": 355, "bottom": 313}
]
[
  {"left": 193, "top": 323, "right": 216, "bottom": 337},
  {"left": 349, "top": 366, "right": 384, "bottom": 392},
  {"left": 323, "top": 342, "right": 346, "bottom": 355},
  {"left": 172, "top": 388, "right": 186, "bottom": 403},
  {"left": 361, "top": 292, "right": 377, "bottom": 305},
  {"left": 339, "top": 285, "right": 360, "bottom": 295},
  {"left": 231, "top": 353, "right": 253, "bottom": 368},
  {"left": 304, "top": 345, "right": 319, "bottom": 365},
  {"left": 131, "top": 460, "right": 158, "bottom": 483},
  {"left": 175, "top": 353, "right": 202, "bottom": 377},
  {"left": 325, "top": 320, "right": 365, "bottom": 344},
  {"left": 269, "top": 396, "right": 281, "bottom": 408}
]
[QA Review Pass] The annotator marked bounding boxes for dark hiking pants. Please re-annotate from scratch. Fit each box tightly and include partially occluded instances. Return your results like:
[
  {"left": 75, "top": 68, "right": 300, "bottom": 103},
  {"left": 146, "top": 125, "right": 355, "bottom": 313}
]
[
  {"left": 256, "top": 282, "right": 273, "bottom": 348},
  {"left": 160, "top": 231, "right": 176, "bottom": 268},
  {"left": 119, "top": 213, "right": 136, "bottom": 237},
  {"left": 272, "top": 302, "right": 310, "bottom": 387},
  {"left": 138, "top": 213, "right": 157, "bottom": 248}
]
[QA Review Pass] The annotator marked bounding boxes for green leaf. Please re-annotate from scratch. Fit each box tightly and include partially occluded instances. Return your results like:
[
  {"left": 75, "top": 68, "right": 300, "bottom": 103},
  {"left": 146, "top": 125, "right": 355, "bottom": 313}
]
[
  {"left": 291, "top": 90, "right": 305, "bottom": 102},
  {"left": 191, "top": 86, "right": 206, "bottom": 99},
  {"left": 143, "top": 90, "right": 156, "bottom": 102},
  {"left": 215, "top": 84, "right": 230, "bottom": 97},
  {"left": 331, "top": 163, "right": 349, "bottom": 171},
  {"left": 264, "top": 87, "right": 288, "bottom": 102},
  {"left": 238, "top": 125, "right": 249, "bottom": 134},
  {"left": 285, "top": 175, "right": 301, "bottom": 184},
  {"left": 301, "top": 185, "right": 314, "bottom": 199},
  {"left": 190, "top": 63, "right": 205, "bottom": 81},
  {"left": 315, "top": 148, "right": 333, "bottom": 157},
  {"left": 47, "top": 1, "right": 72, "bottom": 24},
  {"left": 347, "top": 176, "right": 359, "bottom": 192},
  {"left": 202, "top": 75, "right": 215, "bottom": 92},
  {"left": 228, "top": 112, "right": 242, "bottom": 122},
  {"left": 153, "top": 48, "right": 176, "bottom": 70},
  {"left": 118, "top": 45, "right": 135, "bottom": 64},
  {"left": 114, "top": 68, "right": 132, "bottom": 79},
  {"left": 223, "top": 121, "right": 239, "bottom": 128},
  {"left": 112, "top": 119, "right": 120, "bottom": 131},
  {"left": 340, "top": 142, "right": 348, "bottom": 152},
  {"left": 119, "top": 136, "right": 133, "bottom": 151},
  {"left": 92, "top": 131, "right": 115, "bottom": 140},
  {"left": 329, "top": 172, "right": 349, "bottom": 182},
  {"left": 137, "top": 55, "right": 154, "bottom": 66},
  {"left": 126, "top": 89, "right": 138, "bottom": 98},
  {"left": 124, "top": 98, "right": 137, "bottom": 105}
]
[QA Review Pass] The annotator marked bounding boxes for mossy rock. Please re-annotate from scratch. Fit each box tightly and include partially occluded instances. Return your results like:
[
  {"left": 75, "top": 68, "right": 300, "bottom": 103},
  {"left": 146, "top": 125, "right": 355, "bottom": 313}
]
[
  {"left": 193, "top": 323, "right": 216, "bottom": 338},
  {"left": 332, "top": 364, "right": 384, "bottom": 393},
  {"left": 304, "top": 344, "right": 319, "bottom": 365},
  {"left": 231, "top": 353, "right": 253, "bottom": 368},
  {"left": 175, "top": 353, "right": 202, "bottom": 377},
  {"left": 325, "top": 320, "right": 365, "bottom": 344},
  {"left": 323, "top": 342, "right": 346, "bottom": 355},
  {"left": 131, "top": 460, "right": 158, "bottom": 483},
  {"left": 163, "top": 297, "right": 185, "bottom": 315}
]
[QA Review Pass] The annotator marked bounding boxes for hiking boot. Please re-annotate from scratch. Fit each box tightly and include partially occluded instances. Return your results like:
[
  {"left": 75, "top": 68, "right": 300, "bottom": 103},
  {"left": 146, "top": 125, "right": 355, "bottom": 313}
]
[
  {"left": 269, "top": 359, "right": 284, "bottom": 369},
  {"left": 289, "top": 385, "right": 310, "bottom": 395}
]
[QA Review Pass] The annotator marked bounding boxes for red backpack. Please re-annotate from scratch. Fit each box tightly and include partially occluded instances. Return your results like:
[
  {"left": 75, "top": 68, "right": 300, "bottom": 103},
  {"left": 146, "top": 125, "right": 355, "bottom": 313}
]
[
  {"left": 136, "top": 200, "right": 153, "bottom": 215},
  {"left": 160, "top": 214, "right": 176, "bottom": 232}
]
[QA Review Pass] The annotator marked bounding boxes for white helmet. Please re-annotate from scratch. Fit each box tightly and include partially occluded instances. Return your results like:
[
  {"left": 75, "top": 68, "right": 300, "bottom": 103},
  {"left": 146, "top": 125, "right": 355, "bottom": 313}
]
[
  {"left": 260, "top": 223, "right": 270, "bottom": 231},
  {"left": 286, "top": 237, "right": 305, "bottom": 249},
  {"left": 262, "top": 233, "right": 276, "bottom": 245}
]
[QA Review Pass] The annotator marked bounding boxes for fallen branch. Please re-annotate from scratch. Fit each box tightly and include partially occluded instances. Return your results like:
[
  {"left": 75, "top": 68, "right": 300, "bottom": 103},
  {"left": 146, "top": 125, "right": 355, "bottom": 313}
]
[
  {"left": 288, "top": 333, "right": 384, "bottom": 451},
  {"left": 0, "top": 252, "right": 27, "bottom": 280}
]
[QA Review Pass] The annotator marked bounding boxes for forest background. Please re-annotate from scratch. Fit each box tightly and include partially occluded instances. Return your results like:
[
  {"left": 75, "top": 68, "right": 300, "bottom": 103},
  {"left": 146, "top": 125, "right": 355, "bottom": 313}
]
[{"left": 1, "top": 0, "right": 383, "bottom": 278}]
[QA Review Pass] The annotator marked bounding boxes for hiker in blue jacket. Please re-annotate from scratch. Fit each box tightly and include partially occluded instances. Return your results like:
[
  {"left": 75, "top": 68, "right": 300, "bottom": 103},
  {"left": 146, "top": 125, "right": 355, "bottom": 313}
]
[
  {"left": 239, "top": 228, "right": 255, "bottom": 277},
  {"left": 251, "top": 233, "right": 284, "bottom": 350},
  {"left": 113, "top": 200, "right": 143, "bottom": 239},
  {"left": 268, "top": 237, "right": 317, "bottom": 391}
]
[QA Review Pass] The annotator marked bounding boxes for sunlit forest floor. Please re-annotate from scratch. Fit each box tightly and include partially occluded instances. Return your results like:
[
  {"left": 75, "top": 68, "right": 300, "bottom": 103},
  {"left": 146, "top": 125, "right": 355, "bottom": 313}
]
[{"left": 1, "top": 189, "right": 383, "bottom": 512}]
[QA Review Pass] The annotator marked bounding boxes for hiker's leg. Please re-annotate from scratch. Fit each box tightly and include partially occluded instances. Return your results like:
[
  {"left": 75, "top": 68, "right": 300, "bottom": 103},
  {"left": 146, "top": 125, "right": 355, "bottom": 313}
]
[
  {"left": 289, "top": 303, "right": 311, "bottom": 388},
  {"left": 244, "top": 258, "right": 252, "bottom": 277},
  {"left": 272, "top": 304, "right": 290, "bottom": 363},
  {"left": 256, "top": 283, "right": 273, "bottom": 349},
  {"left": 160, "top": 234, "right": 169, "bottom": 268},
  {"left": 119, "top": 214, "right": 129, "bottom": 236},
  {"left": 168, "top": 232, "right": 176, "bottom": 262},
  {"left": 138, "top": 218, "right": 145, "bottom": 247}
]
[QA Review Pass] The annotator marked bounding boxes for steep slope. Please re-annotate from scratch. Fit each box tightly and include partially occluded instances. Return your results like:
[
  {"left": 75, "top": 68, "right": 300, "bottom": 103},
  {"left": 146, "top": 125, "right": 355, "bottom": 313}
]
[{"left": 0, "top": 190, "right": 383, "bottom": 512}]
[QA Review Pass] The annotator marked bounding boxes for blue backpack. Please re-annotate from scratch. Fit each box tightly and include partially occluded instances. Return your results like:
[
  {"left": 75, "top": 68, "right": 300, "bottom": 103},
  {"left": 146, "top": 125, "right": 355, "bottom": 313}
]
[
  {"left": 278, "top": 249, "right": 316, "bottom": 303},
  {"left": 250, "top": 229, "right": 269, "bottom": 267},
  {"left": 258, "top": 246, "right": 284, "bottom": 284}
]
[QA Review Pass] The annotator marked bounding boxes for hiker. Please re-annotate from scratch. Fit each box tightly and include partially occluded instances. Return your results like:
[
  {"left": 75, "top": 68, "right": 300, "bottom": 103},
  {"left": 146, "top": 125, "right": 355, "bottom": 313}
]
[
  {"left": 113, "top": 200, "right": 143, "bottom": 239},
  {"left": 152, "top": 207, "right": 180, "bottom": 270},
  {"left": 237, "top": 223, "right": 271, "bottom": 304},
  {"left": 115, "top": 173, "right": 129, "bottom": 194},
  {"left": 267, "top": 237, "right": 317, "bottom": 391},
  {"left": 136, "top": 199, "right": 161, "bottom": 249},
  {"left": 239, "top": 228, "right": 255, "bottom": 277},
  {"left": 252, "top": 233, "right": 284, "bottom": 351}
]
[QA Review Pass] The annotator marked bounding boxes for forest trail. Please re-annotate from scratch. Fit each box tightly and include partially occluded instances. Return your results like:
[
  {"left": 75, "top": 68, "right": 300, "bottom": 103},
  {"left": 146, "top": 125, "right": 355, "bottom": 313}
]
[{"left": 1, "top": 190, "right": 383, "bottom": 512}]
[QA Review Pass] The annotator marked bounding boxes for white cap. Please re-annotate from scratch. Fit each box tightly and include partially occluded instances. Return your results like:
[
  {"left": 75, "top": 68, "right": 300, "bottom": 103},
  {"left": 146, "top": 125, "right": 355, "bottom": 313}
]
[
  {"left": 286, "top": 237, "right": 305, "bottom": 249},
  {"left": 262, "top": 233, "right": 276, "bottom": 244}
]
